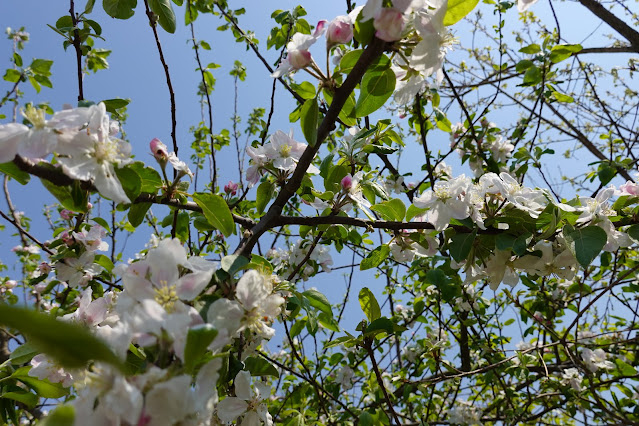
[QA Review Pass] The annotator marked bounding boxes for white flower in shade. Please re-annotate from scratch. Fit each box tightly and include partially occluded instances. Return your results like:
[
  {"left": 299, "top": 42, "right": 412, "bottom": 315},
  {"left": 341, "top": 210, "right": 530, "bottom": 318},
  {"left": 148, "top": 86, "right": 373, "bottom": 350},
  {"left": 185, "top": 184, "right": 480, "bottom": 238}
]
[
  {"left": 448, "top": 400, "right": 482, "bottom": 425},
  {"left": 271, "top": 22, "right": 326, "bottom": 78},
  {"left": 55, "top": 103, "right": 132, "bottom": 204},
  {"left": 513, "top": 241, "right": 577, "bottom": 280},
  {"left": 144, "top": 360, "right": 222, "bottom": 426},
  {"left": 0, "top": 105, "right": 58, "bottom": 162},
  {"left": 55, "top": 251, "right": 103, "bottom": 287},
  {"left": 484, "top": 250, "right": 519, "bottom": 290},
  {"left": 389, "top": 233, "right": 438, "bottom": 262},
  {"left": 246, "top": 145, "right": 270, "bottom": 186},
  {"left": 214, "top": 270, "right": 285, "bottom": 340},
  {"left": 335, "top": 366, "right": 355, "bottom": 390},
  {"left": 73, "top": 366, "right": 143, "bottom": 426},
  {"left": 410, "top": 0, "right": 455, "bottom": 84},
  {"left": 561, "top": 368, "right": 583, "bottom": 391},
  {"left": 581, "top": 348, "right": 615, "bottom": 372},
  {"left": 413, "top": 174, "right": 471, "bottom": 231},
  {"left": 216, "top": 371, "right": 273, "bottom": 425},
  {"left": 29, "top": 354, "right": 75, "bottom": 387}
]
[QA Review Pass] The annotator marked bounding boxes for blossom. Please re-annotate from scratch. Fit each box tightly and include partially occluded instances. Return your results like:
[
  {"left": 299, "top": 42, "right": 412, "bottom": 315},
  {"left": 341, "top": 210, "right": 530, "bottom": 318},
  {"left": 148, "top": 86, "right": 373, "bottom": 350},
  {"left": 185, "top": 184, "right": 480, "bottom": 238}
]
[
  {"left": 410, "top": 0, "right": 455, "bottom": 84},
  {"left": 225, "top": 180, "right": 239, "bottom": 195},
  {"left": 150, "top": 137, "right": 169, "bottom": 165},
  {"left": 513, "top": 241, "right": 577, "bottom": 280},
  {"left": 374, "top": 8, "right": 405, "bottom": 41},
  {"left": 216, "top": 371, "right": 273, "bottom": 425},
  {"left": 29, "top": 354, "right": 74, "bottom": 387},
  {"left": 62, "top": 287, "right": 108, "bottom": 327},
  {"left": 0, "top": 105, "right": 58, "bottom": 162},
  {"left": 56, "top": 251, "right": 103, "bottom": 287},
  {"left": 581, "top": 348, "right": 614, "bottom": 372},
  {"left": 55, "top": 103, "right": 132, "bottom": 204},
  {"left": 561, "top": 368, "right": 583, "bottom": 391},
  {"left": 271, "top": 22, "right": 326, "bottom": 78},
  {"left": 327, "top": 15, "right": 353, "bottom": 45},
  {"left": 335, "top": 366, "right": 355, "bottom": 390},
  {"left": 448, "top": 400, "right": 482, "bottom": 425},
  {"left": 73, "top": 224, "right": 109, "bottom": 252},
  {"left": 518, "top": 0, "right": 539, "bottom": 12},
  {"left": 484, "top": 250, "right": 519, "bottom": 290},
  {"left": 265, "top": 130, "right": 307, "bottom": 172},
  {"left": 413, "top": 174, "right": 471, "bottom": 231}
]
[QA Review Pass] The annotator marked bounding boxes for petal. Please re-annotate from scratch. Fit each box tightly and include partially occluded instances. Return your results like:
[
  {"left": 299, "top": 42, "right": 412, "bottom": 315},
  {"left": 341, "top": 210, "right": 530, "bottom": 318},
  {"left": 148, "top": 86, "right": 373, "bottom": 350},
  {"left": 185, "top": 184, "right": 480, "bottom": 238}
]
[
  {"left": 92, "top": 163, "right": 130, "bottom": 204},
  {"left": 234, "top": 370, "right": 253, "bottom": 400},
  {"left": 236, "top": 270, "right": 268, "bottom": 310},
  {"left": 176, "top": 270, "right": 213, "bottom": 301},
  {"left": 217, "top": 397, "right": 248, "bottom": 423},
  {"left": 0, "top": 123, "right": 25, "bottom": 163}
]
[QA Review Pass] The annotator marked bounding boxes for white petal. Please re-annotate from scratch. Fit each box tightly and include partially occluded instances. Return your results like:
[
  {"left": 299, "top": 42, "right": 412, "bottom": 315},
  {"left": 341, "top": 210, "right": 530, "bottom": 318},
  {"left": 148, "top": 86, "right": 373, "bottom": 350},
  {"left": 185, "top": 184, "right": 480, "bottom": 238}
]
[
  {"left": 234, "top": 370, "right": 253, "bottom": 400},
  {"left": 217, "top": 397, "right": 249, "bottom": 423}
]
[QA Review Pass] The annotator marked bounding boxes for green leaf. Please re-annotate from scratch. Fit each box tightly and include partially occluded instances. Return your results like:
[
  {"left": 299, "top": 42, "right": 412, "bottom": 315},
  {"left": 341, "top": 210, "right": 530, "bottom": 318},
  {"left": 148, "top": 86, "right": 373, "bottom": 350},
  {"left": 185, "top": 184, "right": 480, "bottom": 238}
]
[
  {"left": 359, "top": 287, "right": 381, "bottom": 322},
  {"left": 183, "top": 324, "right": 218, "bottom": 374},
  {"left": 303, "top": 289, "right": 332, "bottom": 315},
  {"left": 406, "top": 204, "right": 427, "bottom": 222},
  {"left": 221, "top": 254, "right": 249, "bottom": 276},
  {"left": 290, "top": 81, "right": 316, "bottom": 99},
  {"left": 40, "top": 405, "right": 75, "bottom": 426},
  {"left": 192, "top": 192, "right": 235, "bottom": 237},
  {"left": 360, "top": 244, "right": 390, "bottom": 270},
  {"left": 30, "top": 59, "right": 53, "bottom": 76},
  {"left": 114, "top": 166, "right": 142, "bottom": 201},
  {"left": 10, "top": 342, "right": 39, "bottom": 365},
  {"left": 129, "top": 162, "right": 162, "bottom": 194},
  {"left": 523, "top": 65, "right": 542, "bottom": 86},
  {"left": 627, "top": 224, "right": 639, "bottom": 243},
  {"left": 355, "top": 68, "right": 396, "bottom": 117},
  {"left": 563, "top": 225, "right": 607, "bottom": 268},
  {"left": 339, "top": 49, "right": 363, "bottom": 74},
  {"left": 323, "top": 335, "right": 354, "bottom": 349},
  {"left": 300, "top": 98, "right": 319, "bottom": 145},
  {"left": 12, "top": 367, "right": 69, "bottom": 398},
  {"left": 318, "top": 312, "right": 339, "bottom": 332},
  {"left": 549, "top": 44, "right": 582, "bottom": 64},
  {"left": 103, "top": 0, "right": 137, "bottom": 19},
  {"left": 615, "top": 358, "right": 637, "bottom": 376},
  {"left": 1, "top": 391, "right": 37, "bottom": 409},
  {"left": 426, "top": 268, "right": 458, "bottom": 303},
  {"left": 102, "top": 98, "right": 130, "bottom": 119},
  {"left": 3, "top": 69, "right": 22, "bottom": 83},
  {"left": 244, "top": 356, "right": 279, "bottom": 378},
  {"left": 371, "top": 198, "right": 406, "bottom": 221},
  {"left": 85, "top": 0, "right": 97, "bottom": 14},
  {"left": 359, "top": 412, "right": 374, "bottom": 426},
  {"left": 0, "top": 162, "right": 30, "bottom": 185},
  {"left": 0, "top": 305, "right": 124, "bottom": 371},
  {"left": 256, "top": 181, "right": 274, "bottom": 214},
  {"left": 443, "top": 0, "right": 480, "bottom": 26},
  {"left": 40, "top": 179, "right": 88, "bottom": 213},
  {"left": 55, "top": 16, "right": 74, "bottom": 31},
  {"left": 148, "top": 0, "right": 176, "bottom": 33},
  {"left": 128, "top": 202, "right": 151, "bottom": 227},
  {"left": 448, "top": 230, "right": 477, "bottom": 262},
  {"left": 519, "top": 44, "right": 541, "bottom": 54}
]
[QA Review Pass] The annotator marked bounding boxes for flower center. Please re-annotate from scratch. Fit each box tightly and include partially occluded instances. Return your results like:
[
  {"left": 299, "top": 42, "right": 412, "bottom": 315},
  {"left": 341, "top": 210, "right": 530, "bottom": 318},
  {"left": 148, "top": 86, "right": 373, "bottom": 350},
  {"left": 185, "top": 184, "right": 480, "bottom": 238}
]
[
  {"left": 155, "top": 280, "right": 179, "bottom": 313},
  {"left": 22, "top": 105, "right": 46, "bottom": 130},
  {"left": 279, "top": 144, "right": 292, "bottom": 158}
]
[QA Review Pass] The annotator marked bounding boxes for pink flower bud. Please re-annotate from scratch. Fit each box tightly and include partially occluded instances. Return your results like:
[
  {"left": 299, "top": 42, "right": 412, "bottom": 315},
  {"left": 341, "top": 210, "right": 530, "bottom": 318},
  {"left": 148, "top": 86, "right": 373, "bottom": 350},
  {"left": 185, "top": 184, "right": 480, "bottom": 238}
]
[
  {"left": 341, "top": 174, "right": 353, "bottom": 190},
  {"left": 374, "top": 8, "right": 405, "bottom": 42},
  {"left": 288, "top": 49, "right": 312, "bottom": 70},
  {"left": 224, "top": 181, "right": 238, "bottom": 196},
  {"left": 327, "top": 16, "right": 353, "bottom": 45},
  {"left": 38, "top": 262, "right": 52, "bottom": 274},
  {"left": 87, "top": 202, "right": 93, "bottom": 210},
  {"left": 150, "top": 138, "right": 169, "bottom": 164},
  {"left": 60, "top": 209, "right": 73, "bottom": 220},
  {"left": 4, "top": 280, "right": 17, "bottom": 290}
]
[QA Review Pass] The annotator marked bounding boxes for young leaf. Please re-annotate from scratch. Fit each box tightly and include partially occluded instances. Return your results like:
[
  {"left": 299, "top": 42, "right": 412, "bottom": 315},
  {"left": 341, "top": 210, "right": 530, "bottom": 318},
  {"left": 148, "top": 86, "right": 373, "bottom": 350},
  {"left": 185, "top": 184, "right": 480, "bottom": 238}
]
[
  {"left": 443, "top": 0, "right": 480, "bottom": 26},
  {"left": 371, "top": 198, "right": 406, "bottom": 221},
  {"left": 359, "top": 287, "right": 381, "bottom": 322},
  {"left": 355, "top": 68, "right": 396, "bottom": 117},
  {"left": 302, "top": 289, "right": 332, "bottom": 316},
  {"left": 300, "top": 98, "right": 319, "bottom": 145},
  {"left": 192, "top": 192, "right": 235, "bottom": 237},
  {"left": 244, "top": 356, "right": 280, "bottom": 378},
  {"left": 221, "top": 254, "right": 249, "bottom": 276},
  {"left": 360, "top": 244, "right": 390, "bottom": 270},
  {"left": 256, "top": 180, "right": 275, "bottom": 215},
  {"left": 0, "top": 162, "right": 30, "bottom": 185}
]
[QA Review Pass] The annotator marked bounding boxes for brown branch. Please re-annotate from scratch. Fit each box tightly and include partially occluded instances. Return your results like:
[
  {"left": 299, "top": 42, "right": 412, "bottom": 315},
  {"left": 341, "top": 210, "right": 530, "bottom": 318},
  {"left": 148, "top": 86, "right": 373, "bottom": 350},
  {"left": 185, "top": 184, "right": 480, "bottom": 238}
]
[
  {"left": 143, "top": 0, "right": 178, "bottom": 155},
  {"left": 577, "top": 0, "right": 639, "bottom": 52},
  {"left": 69, "top": 0, "right": 84, "bottom": 101}
]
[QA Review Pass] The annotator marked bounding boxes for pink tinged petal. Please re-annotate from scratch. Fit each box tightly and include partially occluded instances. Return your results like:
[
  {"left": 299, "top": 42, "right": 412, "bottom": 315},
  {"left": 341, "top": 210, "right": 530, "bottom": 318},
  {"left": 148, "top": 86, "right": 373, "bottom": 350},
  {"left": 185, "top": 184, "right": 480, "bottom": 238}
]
[
  {"left": 217, "top": 397, "right": 249, "bottom": 423},
  {"left": 373, "top": 8, "right": 404, "bottom": 42},
  {"left": 0, "top": 123, "right": 26, "bottom": 163},
  {"left": 82, "top": 297, "right": 108, "bottom": 326},
  {"left": 234, "top": 371, "right": 253, "bottom": 400},
  {"left": 176, "top": 270, "right": 213, "bottom": 301},
  {"left": 236, "top": 270, "right": 268, "bottom": 310}
]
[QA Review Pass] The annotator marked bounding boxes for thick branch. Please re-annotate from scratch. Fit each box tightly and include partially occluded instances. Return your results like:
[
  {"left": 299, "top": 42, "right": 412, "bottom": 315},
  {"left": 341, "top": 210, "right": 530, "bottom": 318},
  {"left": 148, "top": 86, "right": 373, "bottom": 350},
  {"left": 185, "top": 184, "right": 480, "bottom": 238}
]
[{"left": 577, "top": 0, "right": 639, "bottom": 52}]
